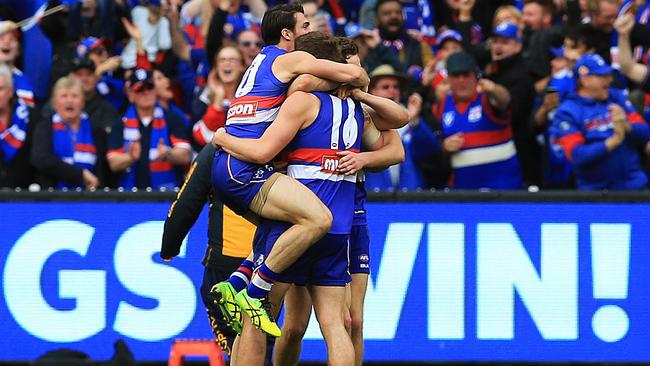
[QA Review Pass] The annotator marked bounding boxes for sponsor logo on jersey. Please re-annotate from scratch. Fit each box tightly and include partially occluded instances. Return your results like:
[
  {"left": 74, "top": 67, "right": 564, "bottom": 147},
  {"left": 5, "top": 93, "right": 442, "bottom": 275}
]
[
  {"left": 227, "top": 101, "right": 258, "bottom": 119},
  {"left": 321, "top": 155, "right": 341, "bottom": 174}
]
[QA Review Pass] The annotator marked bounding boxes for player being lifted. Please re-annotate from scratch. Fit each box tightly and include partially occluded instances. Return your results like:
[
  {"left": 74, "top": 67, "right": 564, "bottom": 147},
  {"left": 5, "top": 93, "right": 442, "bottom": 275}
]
[
  {"left": 207, "top": 3, "right": 405, "bottom": 337},
  {"left": 212, "top": 30, "right": 408, "bottom": 366}
]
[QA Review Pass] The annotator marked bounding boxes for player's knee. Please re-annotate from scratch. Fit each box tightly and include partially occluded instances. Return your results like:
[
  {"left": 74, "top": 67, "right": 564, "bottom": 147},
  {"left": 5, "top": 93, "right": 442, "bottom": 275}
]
[
  {"left": 282, "top": 321, "right": 308, "bottom": 343},
  {"left": 311, "top": 205, "right": 332, "bottom": 234},
  {"left": 344, "top": 311, "right": 353, "bottom": 335},
  {"left": 350, "top": 313, "right": 363, "bottom": 336}
]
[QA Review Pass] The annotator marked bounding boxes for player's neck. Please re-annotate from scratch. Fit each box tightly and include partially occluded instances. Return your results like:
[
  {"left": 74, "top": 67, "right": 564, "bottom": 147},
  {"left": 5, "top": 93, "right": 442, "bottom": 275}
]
[{"left": 276, "top": 39, "right": 294, "bottom": 52}]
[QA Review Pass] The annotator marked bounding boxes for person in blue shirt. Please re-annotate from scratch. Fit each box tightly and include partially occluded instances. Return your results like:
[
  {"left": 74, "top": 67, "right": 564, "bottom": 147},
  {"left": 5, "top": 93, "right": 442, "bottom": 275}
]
[{"left": 551, "top": 53, "right": 650, "bottom": 190}]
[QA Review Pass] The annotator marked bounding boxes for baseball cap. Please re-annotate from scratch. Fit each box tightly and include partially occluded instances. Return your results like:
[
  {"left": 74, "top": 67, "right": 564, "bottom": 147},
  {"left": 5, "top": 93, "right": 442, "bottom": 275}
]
[
  {"left": 446, "top": 51, "right": 478, "bottom": 74},
  {"left": 76, "top": 37, "right": 104, "bottom": 58},
  {"left": 345, "top": 22, "right": 362, "bottom": 38},
  {"left": 574, "top": 53, "right": 612, "bottom": 76},
  {"left": 494, "top": 22, "right": 522, "bottom": 42},
  {"left": 71, "top": 57, "right": 96, "bottom": 72},
  {"left": 437, "top": 30, "right": 462, "bottom": 47},
  {"left": 550, "top": 46, "right": 565, "bottom": 58},
  {"left": 128, "top": 68, "right": 154, "bottom": 92}
]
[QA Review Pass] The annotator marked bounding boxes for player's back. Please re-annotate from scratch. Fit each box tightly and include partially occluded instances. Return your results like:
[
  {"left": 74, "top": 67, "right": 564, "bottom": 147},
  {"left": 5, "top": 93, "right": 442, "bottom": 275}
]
[
  {"left": 284, "top": 92, "right": 365, "bottom": 234},
  {"left": 225, "top": 46, "right": 290, "bottom": 139}
]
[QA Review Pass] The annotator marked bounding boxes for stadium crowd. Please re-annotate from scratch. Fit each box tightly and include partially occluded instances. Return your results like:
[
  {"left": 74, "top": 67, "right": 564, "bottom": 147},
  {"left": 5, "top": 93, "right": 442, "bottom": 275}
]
[{"left": 2, "top": 0, "right": 650, "bottom": 191}]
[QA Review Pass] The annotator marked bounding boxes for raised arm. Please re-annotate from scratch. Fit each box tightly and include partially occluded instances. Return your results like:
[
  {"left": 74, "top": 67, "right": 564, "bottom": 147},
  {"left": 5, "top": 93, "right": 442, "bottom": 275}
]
[
  {"left": 615, "top": 13, "right": 648, "bottom": 85},
  {"left": 273, "top": 51, "right": 370, "bottom": 87},
  {"left": 212, "top": 92, "right": 318, "bottom": 163},
  {"left": 351, "top": 89, "right": 409, "bottom": 130}
]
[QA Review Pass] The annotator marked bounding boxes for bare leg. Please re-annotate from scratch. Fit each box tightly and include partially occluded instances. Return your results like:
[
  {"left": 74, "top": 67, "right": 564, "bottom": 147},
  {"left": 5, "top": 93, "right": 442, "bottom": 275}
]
[
  {"left": 252, "top": 174, "right": 333, "bottom": 273},
  {"left": 273, "top": 286, "right": 312, "bottom": 366},
  {"left": 309, "top": 285, "right": 355, "bottom": 366},
  {"left": 230, "top": 335, "right": 239, "bottom": 366},
  {"left": 349, "top": 274, "right": 368, "bottom": 366}
]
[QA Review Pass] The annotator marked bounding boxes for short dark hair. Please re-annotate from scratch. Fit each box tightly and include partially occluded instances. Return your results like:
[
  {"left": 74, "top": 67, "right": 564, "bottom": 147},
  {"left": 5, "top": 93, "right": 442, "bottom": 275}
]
[
  {"left": 336, "top": 37, "right": 359, "bottom": 59},
  {"left": 375, "top": 0, "right": 402, "bottom": 14},
  {"left": 261, "top": 3, "right": 304, "bottom": 46},
  {"left": 295, "top": 31, "right": 346, "bottom": 63},
  {"left": 523, "top": 0, "right": 556, "bottom": 15}
]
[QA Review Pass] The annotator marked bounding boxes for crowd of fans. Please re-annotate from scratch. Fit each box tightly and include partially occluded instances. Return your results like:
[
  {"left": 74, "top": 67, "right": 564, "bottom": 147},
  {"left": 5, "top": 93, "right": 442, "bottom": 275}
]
[{"left": 2, "top": 0, "right": 650, "bottom": 192}]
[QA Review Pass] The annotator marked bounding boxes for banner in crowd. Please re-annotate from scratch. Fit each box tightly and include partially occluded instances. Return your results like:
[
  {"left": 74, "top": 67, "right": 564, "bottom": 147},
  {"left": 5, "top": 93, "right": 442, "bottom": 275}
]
[{"left": 1, "top": 202, "right": 649, "bottom": 362}]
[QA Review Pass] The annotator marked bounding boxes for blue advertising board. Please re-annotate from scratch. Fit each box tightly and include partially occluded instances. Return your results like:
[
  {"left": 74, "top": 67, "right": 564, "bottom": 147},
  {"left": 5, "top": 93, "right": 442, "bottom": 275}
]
[{"left": 1, "top": 202, "right": 649, "bottom": 362}]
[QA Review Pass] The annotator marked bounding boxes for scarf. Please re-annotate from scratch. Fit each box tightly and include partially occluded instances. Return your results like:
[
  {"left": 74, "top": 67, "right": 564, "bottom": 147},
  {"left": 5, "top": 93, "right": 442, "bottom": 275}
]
[
  {"left": 51, "top": 112, "right": 96, "bottom": 189},
  {"left": 120, "top": 103, "right": 177, "bottom": 189},
  {"left": 0, "top": 103, "right": 29, "bottom": 164}
]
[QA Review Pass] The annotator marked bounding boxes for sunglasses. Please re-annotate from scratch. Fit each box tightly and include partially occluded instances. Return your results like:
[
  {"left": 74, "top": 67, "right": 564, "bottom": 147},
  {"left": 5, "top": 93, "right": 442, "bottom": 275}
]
[{"left": 239, "top": 41, "right": 264, "bottom": 48}]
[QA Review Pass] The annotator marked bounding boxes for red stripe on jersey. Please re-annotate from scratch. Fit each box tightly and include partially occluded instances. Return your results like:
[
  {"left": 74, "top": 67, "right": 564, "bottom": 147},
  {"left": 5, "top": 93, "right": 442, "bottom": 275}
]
[
  {"left": 170, "top": 135, "right": 190, "bottom": 146},
  {"left": 462, "top": 128, "right": 513, "bottom": 148},
  {"left": 152, "top": 119, "right": 165, "bottom": 129},
  {"left": 53, "top": 123, "right": 67, "bottom": 131},
  {"left": 231, "top": 94, "right": 287, "bottom": 110},
  {"left": 76, "top": 143, "right": 97, "bottom": 153},
  {"left": 287, "top": 148, "right": 360, "bottom": 163},
  {"left": 124, "top": 118, "right": 139, "bottom": 128},
  {"left": 628, "top": 112, "right": 646, "bottom": 124},
  {"left": 557, "top": 132, "right": 585, "bottom": 162},
  {"left": 4, "top": 132, "right": 22, "bottom": 149},
  {"left": 481, "top": 94, "right": 510, "bottom": 125},
  {"left": 150, "top": 160, "right": 174, "bottom": 172}
]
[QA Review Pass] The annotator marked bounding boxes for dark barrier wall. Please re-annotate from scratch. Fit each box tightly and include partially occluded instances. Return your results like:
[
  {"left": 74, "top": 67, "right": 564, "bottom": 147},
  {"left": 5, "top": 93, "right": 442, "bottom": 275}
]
[{"left": 1, "top": 191, "right": 649, "bottom": 362}]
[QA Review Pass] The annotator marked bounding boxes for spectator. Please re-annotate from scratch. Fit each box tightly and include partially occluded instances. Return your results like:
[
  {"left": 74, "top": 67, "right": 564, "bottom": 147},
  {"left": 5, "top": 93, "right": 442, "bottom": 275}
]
[
  {"left": 421, "top": 30, "right": 463, "bottom": 102},
  {"left": 77, "top": 36, "right": 126, "bottom": 112},
  {"left": 0, "top": 21, "right": 35, "bottom": 107},
  {"left": 121, "top": 0, "right": 172, "bottom": 69},
  {"left": 300, "top": 0, "right": 334, "bottom": 34},
  {"left": 486, "top": 22, "right": 541, "bottom": 187},
  {"left": 373, "top": 0, "right": 434, "bottom": 85},
  {"left": 583, "top": 0, "right": 618, "bottom": 63},
  {"left": 364, "top": 64, "right": 438, "bottom": 191},
  {"left": 107, "top": 68, "right": 191, "bottom": 190},
  {"left": 192, "top": 46, "right": 245, "bottom": 147},
  {"left": 551, "top": 54, "right": 650, "bottom": 190},
  {"left": 41, "top": 57, "right": 120, "bottom": 135},
  {"left": 345, "top": 23, "right": 406, "bottom": 75},
  {"left": 31, "top": 76, "right": 107, "bottom": 190},
  {"left": 433, "top": 52, "right": 522, "bottom": 189},
  {"left": 0, "top": 64, "right": 32, "bottom": 188},
  {"left": 153, "top": 69, "right": 189, "bottom": 129},
  {"left": 236, "top": 29, "right": 263, "bottom": 66}
]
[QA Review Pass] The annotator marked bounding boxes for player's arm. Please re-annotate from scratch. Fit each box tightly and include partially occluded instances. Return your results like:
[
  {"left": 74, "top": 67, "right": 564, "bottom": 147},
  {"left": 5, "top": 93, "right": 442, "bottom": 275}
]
[
  {"left": 351, "top": 89, "right": 409, "bottom": 130},
  {"left": 273, "top": 51, "right": 369, "bottom": 87},
  {"left": 287, "top": 74, "right": 339, "bottom": 96},
  {"left": 212, "top": 92, "right": 318, "bottom": 164},
  {"left": 160, "top": 144, "right": 213, "bottom": 261},
  {"left": 337, "top": 118, "right": 405, "bottom": 175}
]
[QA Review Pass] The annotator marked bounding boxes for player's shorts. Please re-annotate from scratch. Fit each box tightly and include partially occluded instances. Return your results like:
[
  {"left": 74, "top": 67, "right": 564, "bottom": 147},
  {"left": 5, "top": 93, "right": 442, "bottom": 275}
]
[
  {"left": 349, "top": 224, "right": 370, "bottom": 274},
  {"left": 200, "top": 266, "right": 274, "bottom": 364},
  {"left": 211, "top": 149, "right": 275, "bottom": 215},
  {"left": 253, "top": 221, "right": 351, "bottom": 287}
]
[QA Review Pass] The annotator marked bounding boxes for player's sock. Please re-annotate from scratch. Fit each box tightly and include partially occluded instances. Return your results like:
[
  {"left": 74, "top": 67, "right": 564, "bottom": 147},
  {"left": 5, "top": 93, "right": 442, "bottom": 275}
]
[
  {"left": 247, "top": 264, "right": 279, "bottom": 299},
  {"left": 227, "top": 260, "right": 254, "bottom": 292}
]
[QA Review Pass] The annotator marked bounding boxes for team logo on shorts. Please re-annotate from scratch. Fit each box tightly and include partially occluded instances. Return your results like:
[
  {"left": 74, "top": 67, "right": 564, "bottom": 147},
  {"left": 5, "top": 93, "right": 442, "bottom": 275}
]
[
  {"left": 254, "top": 254, "right": 265, "bottom": 268},
  {"left": 227, "top": 101, "right": 258, "bottom": 119},
  {"left": 359, "top": 254, "right": 369, "bottom": 263},
  {"left": 321, "top": 155, "right": 341, "bottom": 174}
]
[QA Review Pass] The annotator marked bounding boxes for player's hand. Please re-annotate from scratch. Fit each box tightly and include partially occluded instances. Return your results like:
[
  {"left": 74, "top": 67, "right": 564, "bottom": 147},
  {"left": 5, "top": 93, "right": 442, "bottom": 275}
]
[
  {"left": 337, "top": 85, "right": 356, "bottom": 100},
  {"left": 443, "top": 133, "right": 464, "bottom": 153},
  {"left": 212, "top": 127, "right": 227, "bottom": 148},
  {"left": 336, "top": 150, "right": 367, "bottom": 175}
]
